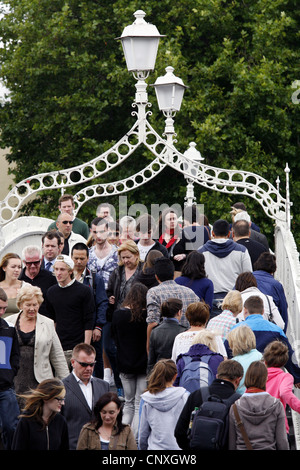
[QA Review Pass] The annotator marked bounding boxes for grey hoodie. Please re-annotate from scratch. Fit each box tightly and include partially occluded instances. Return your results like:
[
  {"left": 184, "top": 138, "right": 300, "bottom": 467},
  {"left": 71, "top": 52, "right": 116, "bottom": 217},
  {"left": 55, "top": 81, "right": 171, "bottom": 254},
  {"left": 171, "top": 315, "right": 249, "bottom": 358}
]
[
  {"left": 228, "top": 392, "right": 289, "bottom": 450},
  {"left": 138, "top": 386, "right": 189, "bottom": 450}
]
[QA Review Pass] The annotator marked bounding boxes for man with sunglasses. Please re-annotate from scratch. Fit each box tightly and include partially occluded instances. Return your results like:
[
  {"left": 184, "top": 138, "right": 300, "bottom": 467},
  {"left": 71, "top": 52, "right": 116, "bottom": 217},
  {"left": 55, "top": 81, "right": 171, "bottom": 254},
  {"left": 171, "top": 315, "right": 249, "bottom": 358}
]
[
  {"left": 62, "top": 343, "right": 109, "bottom": 450},
  {"left": 19, "top": 245, "right": 57, "bottom": 317},
  {"left": 48, "top": 193, "right": 90, "bottom": 240},
  {"left": 55, "top": 212, "right": 86, "bottom": 256}
]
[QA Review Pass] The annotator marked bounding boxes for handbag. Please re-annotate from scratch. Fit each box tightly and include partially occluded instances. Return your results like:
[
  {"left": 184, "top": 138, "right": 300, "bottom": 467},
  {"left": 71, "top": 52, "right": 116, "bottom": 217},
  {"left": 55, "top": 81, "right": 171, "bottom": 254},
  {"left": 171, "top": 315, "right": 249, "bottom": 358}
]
[{"left": 232, "top": 403, "right": 253, "bottom": 450}]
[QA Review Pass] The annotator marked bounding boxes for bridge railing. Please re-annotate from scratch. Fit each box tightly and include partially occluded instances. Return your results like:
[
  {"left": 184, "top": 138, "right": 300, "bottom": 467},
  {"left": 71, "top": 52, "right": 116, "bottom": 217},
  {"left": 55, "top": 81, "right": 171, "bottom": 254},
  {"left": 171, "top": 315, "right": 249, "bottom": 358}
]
[{"left": 275, "top": 222, "right": 300, "bottom": 448}]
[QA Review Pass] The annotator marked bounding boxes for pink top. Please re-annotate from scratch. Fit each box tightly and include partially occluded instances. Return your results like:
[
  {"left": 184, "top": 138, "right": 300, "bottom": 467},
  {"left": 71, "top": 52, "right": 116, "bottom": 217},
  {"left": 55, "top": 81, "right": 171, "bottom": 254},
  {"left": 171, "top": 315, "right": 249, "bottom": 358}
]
[{"left": 266, "top": 367, "right": 300, "bottom": 433}]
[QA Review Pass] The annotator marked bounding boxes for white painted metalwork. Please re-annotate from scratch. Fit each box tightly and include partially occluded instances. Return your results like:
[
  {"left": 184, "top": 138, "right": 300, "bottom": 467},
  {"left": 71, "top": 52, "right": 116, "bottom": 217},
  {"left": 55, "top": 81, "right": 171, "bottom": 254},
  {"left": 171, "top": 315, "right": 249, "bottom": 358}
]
[
  {"left": 275, "top": 222, "right": 300, "bottom": 449},
  {"left": 0, "top": 9, "right": 290, "bottom": 232},
  {"left": 0, "top": 7, "right": 299, "bottom": 447}
]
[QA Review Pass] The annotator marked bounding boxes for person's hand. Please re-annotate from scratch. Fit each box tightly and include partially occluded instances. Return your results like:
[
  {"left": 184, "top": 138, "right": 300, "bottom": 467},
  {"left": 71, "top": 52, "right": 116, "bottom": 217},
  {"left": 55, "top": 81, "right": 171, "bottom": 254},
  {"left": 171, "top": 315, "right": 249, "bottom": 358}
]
[
  {"left": 109, "top": 296, "right": 115, "bottom": 304},
  {"left": 294, "top": 382, "right": 300, "bottom": 389},
  {"left": 173, "top": 254, "right": 186, "bottom": 261},
  {"left": 92, "top": 328, "right": 101, "bottom": 342}
]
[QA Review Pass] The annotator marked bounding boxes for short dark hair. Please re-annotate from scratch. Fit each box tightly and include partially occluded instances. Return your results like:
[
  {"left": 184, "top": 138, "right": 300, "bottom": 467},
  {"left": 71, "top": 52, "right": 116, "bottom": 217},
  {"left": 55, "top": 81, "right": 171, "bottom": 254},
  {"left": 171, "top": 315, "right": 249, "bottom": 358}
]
[
  {"left": 71, "top": 243, "right": 89, "bottom": 257},
  {"left": 254, "top": 252, "right": 276, "bottom": 273},
  {"left": 232, "top": 220, "right": 250, "bottom": 237},
  {"left": 58, "top": 193, "right": 74, "bottom": 205},
  {"left": 91, "top": 216, "right": 106, "bottom": 228},
  {"left": 154, "top": 257, "right": 174, "bottom": 281},
  {"left": 216, "top": 359, "right": 243, "bottom": 381},
  {"left": 42, "top": 230, "right": 62, "bottom": 246},
  {"left": 136, "top": 214, "right": 155, "bottom": 233},
  {"left": 244, "top": 295, "right": 264, "bottom": 314},
  {"left": 185, "top": 302, "right": 210, "bottom": 326},
  {"left": 232, "top": 202, "right": 246, "bottom": 211},
  {"left": 235, "top": 272, "right": 257, "bottom": 291},
  {"left": 72, "top": 343, "right": 96, "bottom": 358},
  {"left": 212, "top": 219, "right": 230, "bottom": 237},
  {"left": 161, "top": 298, "right": 183, "bottom": 318}
]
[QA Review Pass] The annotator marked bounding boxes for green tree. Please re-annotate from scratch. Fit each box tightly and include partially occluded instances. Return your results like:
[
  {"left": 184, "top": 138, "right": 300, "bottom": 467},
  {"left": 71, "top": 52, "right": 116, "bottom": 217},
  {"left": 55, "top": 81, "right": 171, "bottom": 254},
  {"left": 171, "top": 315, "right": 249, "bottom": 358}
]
[{"left": 0, "top": 0, "right": 299, "bottom": 248}]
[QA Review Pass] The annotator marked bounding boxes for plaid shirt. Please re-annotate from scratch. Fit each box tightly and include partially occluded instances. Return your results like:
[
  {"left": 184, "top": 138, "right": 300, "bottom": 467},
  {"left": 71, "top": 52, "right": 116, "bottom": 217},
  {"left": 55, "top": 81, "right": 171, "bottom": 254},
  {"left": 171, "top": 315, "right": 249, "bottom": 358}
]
[
  {"left": 146, "top": 280, "right": 200, "bottom": 328},
  {"left": 87, "top": 245, "right": 118, "bottom": 289},
  {"left": 206, "top": 309, "right": 238, "bottom": 341}
]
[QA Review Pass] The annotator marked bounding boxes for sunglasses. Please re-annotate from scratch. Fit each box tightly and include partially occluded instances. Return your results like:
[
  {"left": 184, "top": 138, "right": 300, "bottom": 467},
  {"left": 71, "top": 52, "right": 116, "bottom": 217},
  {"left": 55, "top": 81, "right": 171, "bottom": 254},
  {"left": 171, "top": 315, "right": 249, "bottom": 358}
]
[
  {"left": 62, "top": 220, "right": 74, "bottom": 225},
  {"left": 24, "top": 260, "right": 41, "bottom": 266},
  {"left": 74, "top": 359, "right": 96, "bottom": 368},
  {"left": 55, "top": 397, "right": 65, "bottom": 403}
]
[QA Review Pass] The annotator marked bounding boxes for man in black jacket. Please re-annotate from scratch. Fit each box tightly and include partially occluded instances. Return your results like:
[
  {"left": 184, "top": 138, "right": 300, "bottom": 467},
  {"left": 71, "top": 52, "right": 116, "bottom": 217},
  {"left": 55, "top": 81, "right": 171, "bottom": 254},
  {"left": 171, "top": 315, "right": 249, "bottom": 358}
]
[
  {"left": 174, "top": 359, "right": 243, "bottom": 450},
  {"left": 0, "top": 288, "right": 20, "bottom": 449}
]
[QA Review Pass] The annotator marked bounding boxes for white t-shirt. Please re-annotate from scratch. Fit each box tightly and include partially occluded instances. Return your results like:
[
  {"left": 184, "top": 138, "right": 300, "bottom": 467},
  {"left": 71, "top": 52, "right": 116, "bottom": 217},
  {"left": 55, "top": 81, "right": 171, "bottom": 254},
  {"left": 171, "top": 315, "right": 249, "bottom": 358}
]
[
  {"left": 171, "top": 329, "right": 227, "bottom": 362},
  {"left": 137, "top": 242, "right": 155, "bottom": 261}
]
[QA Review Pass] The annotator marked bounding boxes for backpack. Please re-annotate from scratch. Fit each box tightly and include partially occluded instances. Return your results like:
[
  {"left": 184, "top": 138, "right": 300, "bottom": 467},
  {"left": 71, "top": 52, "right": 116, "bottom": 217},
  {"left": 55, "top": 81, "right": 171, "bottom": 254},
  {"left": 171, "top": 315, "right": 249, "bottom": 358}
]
[
  {"left": 188, "top": 387, "right": 240, "bottom": 450},
  {"left": 178, "top": 355, "right": 215, "bottom": 393}
]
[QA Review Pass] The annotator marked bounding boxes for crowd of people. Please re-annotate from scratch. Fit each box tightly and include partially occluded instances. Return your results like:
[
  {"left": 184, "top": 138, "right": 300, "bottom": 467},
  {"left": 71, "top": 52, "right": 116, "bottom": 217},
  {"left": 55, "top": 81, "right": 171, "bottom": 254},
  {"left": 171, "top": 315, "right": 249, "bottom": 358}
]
[{"left": 0, "top": 194, "right": 299, "bottom": 451}]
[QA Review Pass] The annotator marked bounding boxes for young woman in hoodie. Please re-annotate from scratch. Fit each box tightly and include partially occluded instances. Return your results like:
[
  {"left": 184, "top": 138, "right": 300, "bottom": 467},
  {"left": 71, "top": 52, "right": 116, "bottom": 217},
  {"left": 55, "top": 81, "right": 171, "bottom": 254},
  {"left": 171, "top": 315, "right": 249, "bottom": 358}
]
[
  {"left": 264, "top": 340, "right": 300, "bottom": 445},
  {"left": 228, "top": 360, "right": 289, "bottom": 450},
  {"left": 138, "top": 359, "right": 189, "bottom": 450}
]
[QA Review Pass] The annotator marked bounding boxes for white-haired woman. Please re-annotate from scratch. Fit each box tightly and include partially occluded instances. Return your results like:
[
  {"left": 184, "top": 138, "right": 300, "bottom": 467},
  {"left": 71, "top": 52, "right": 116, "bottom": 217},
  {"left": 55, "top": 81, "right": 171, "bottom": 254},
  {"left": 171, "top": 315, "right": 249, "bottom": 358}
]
[{"left": 6, "top": 284, "right": 69, "bottom": 406}]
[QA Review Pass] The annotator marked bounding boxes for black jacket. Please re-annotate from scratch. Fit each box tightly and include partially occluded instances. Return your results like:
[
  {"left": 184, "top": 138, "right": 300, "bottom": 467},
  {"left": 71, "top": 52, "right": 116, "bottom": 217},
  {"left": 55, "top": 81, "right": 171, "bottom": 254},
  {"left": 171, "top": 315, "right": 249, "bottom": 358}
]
[
  {"left": 12, "top": 413, "right": 69, "bottom": 450},
  {"left": 0, "top": 317, "right": 20, "bottom": 391},
  {"left": 174, "top": 378, "right": 240, "bottom": 450},
  {"left": 147, "top": 318, "right": 187, "bottom": 374}
]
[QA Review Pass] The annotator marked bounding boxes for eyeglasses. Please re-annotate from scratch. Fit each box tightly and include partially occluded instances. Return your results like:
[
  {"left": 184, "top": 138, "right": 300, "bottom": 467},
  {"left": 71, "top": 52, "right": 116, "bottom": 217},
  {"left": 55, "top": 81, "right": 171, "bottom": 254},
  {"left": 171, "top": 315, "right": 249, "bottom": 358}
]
[
  {"left": 74, "top": 359, "right": 96, "bottom": 368},
  {"left": 24, "top": 260, "right": 41, "bottom": 266},
  {"left": 62, "top": 220, "right": 74, "bottom": 225},
  {"left": 55, "top": 397, "right": 65, "bottom": 403}
]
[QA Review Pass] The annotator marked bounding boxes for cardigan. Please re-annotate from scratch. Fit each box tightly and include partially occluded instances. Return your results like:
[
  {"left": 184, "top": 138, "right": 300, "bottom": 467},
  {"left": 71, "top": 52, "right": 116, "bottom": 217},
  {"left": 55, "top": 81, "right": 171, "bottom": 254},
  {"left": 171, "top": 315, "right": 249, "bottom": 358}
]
[
  {"left": 76, "top": 422, "right": 137, "bottom": 450},
  {"left": 5, "top": 312, "right": 69, "bottom": 383}
]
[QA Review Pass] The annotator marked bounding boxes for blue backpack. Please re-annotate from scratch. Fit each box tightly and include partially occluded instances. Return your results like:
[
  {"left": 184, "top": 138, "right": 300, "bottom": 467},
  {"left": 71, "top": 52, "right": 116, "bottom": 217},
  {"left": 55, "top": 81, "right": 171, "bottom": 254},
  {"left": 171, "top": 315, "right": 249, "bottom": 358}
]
[{"left": 178, "top": 355, "right": 215, "bottom": 393}]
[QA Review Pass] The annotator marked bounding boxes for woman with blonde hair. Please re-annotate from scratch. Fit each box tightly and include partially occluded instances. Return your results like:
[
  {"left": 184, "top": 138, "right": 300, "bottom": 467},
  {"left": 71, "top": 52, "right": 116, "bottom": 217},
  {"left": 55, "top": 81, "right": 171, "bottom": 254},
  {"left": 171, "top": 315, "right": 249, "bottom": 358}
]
[
  {"left": 207, "top": 290, "right": 243, "bottom": 341},
  {"left": 106, "top": 240, "right": 144, "bottom": 399},
  {"left": 174, "top": 329, "right": 224, "bottom": 391},
  {"left": 11, "top": 378, "right": 69, "bottom": 450},
  {"left": 138, "top": 359, "right": 189, "bottom": 450},
  {"left": 107, "top": 240, "right": 144, "bottom": 314},
  {"left": 227, "top": 324, "right": 262, "bottom": 394},
  {"left": 0, "top": 252, "right": 29, "bottom": 316},
  {"left": 6, "top": 284, "right": 69, "bottom": 405}
]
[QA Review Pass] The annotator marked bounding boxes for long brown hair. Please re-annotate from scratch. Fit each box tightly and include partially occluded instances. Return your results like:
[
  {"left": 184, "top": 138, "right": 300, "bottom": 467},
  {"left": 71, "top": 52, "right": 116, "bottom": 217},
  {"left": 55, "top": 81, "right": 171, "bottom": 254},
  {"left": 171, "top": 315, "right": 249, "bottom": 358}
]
[
  {"left": 147, "top": 359, "right": 177, "bottom": 394},
  {"left": 18, "top": 378, "right": 65, "bottom": 428},
  {"left": 0, "top": 253, "right": 21, "bottom": 281},
  {"left": 122, "top": 282, "right": 148, "bottom": 322}
]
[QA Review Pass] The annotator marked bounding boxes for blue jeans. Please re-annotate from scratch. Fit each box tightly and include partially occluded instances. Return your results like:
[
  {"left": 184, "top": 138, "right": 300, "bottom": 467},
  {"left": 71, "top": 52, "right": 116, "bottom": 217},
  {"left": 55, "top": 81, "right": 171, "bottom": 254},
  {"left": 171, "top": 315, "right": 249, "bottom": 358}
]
[
  {"left": 102, "top": 322, "right": 122, "bottom": 389},
  {"left": 120, "top": 373, "right": 147, "bottom": 438},
  {"left": 92, "top": 335, "right": 104, "bottom": 379},
  {"left": 0, "top": 388, "right": 20, "bottom": 449}
]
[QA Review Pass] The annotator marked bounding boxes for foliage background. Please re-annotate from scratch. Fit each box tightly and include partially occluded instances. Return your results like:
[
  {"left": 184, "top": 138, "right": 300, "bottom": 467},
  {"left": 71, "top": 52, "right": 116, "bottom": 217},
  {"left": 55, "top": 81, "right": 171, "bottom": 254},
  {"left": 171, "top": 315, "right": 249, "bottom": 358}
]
[{"left": 0, "top": 0, "right": 299, "bottom": 250}]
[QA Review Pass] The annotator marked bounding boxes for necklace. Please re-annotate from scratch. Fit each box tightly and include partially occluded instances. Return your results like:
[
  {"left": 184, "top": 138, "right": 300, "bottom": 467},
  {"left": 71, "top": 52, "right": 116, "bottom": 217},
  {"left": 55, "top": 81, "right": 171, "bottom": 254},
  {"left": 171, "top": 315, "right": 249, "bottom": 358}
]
[{"left": 99, "top": 428, "right": 111, "bottom": 440}]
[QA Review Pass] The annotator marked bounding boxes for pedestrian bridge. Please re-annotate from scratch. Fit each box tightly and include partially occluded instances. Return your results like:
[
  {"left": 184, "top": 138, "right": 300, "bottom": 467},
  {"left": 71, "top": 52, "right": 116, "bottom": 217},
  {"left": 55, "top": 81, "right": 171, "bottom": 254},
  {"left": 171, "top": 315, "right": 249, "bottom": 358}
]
[{"left": 0, "top": 8, "right": 299, "bottom": 446}]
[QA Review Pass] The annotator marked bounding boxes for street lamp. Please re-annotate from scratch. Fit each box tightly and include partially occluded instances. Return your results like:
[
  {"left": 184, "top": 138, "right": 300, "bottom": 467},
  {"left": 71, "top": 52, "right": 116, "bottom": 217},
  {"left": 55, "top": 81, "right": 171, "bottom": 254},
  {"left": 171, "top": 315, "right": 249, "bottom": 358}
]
[
  {"left": 116, "top": 10, "right": 164, "bottom": 80},
  {"left": 151, "top": 66, "right": 187, "bottom": 115},
  {"left": 151, "top": 66, "right": 187, "bottom": 138}
]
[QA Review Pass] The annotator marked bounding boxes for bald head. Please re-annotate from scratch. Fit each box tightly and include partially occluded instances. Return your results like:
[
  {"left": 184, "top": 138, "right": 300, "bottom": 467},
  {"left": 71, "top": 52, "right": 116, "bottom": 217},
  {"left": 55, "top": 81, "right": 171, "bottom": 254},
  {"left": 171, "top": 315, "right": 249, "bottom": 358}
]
[{"left": 56, "top": 212, "right": 73, "bottom": 238}]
